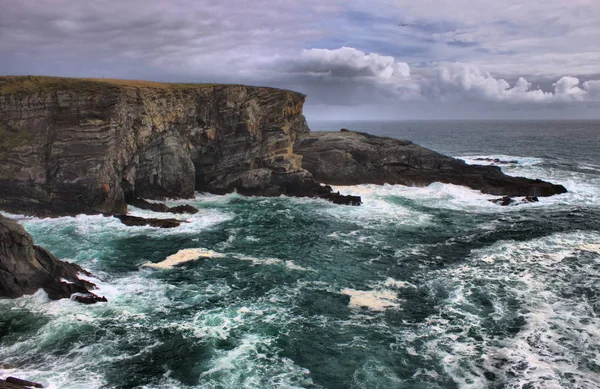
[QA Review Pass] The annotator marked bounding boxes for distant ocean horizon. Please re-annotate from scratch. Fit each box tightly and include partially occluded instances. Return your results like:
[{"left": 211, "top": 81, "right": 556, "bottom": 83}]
[{"left": 1, "top": 120, "right": 599, "bottom": 388}]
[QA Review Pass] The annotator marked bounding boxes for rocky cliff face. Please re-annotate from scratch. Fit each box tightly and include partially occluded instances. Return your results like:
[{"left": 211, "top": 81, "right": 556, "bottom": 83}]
[
  {"left": 295, "top": 131, "right": 567, "bottom": 197},
  {"left": 0, "top": 214, "right": 102, "bottom": 301},
  {"left": 0, "top": 77, "right": 566, "bottom": 217},
  {"left": 0, "top": 76, "right": 325, "bottom": 216}
]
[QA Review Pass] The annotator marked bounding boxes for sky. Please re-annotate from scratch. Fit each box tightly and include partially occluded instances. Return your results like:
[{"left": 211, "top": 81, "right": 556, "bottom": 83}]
[{"left": 1, "top": 0, "right": 600, "bottom": 120}]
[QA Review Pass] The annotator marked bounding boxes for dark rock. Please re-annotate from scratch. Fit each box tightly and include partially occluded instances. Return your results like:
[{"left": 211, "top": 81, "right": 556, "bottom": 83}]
[
  {"left": 0, "top": 76, "right": 351, "bottom": 215},
  {"left": 474, "top": 157, "right": 519, "bottom": 165},
  {"left": 490, "top": 195, "right": 540, "bottom": 206},
  {"left": 0, "top": 214, "right": 102, "bottom": 302},
  {"left": 5, "top": 377, "right": 44, "bottom": 388},
  {"left": 295, "top": 131, "right": 567, "bottom": 197},
  {"left": 112, "top": 214, "right": 183, "bottom": 228},
  {"left": 127, "top": 198, "right": 170, "bottom": 212},
  {"left": 71, "top": 293, "right": 108, "bottom": 304},
  {"left": 490, "top": 196, "right": 515, "bottom": 206},
  {"left": 522, "top": 196, "right": 539, "bottom": 203},
  {"left": 128, "top": 198, "right": 198, "bottom": 214},
  {"left": 167, "top": 205, "right": 199, "bottom": 214},
  {"left": 320, "top": 191, "right": 361, "bottom": 206},
  {"left": 340, "top": 128, "right": 350, "bottom": 132}
]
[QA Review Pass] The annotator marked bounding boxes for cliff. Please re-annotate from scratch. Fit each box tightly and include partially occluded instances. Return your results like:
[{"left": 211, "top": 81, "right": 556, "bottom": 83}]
[
  {"left": 0, "top": 76, "right": 340, "bottom": 216},
  {"left": 0, "top": 213, "right": 104, "bottom": 302},
  {"left": 295, "top": 131, "right": 567, "bottom": 197},
  {"left": 0, "top": 76, "right": 566, "bottom": 218}
]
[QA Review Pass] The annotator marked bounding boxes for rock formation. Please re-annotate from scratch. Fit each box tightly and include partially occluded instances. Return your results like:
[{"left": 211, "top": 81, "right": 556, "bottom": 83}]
[
  {"left": 0, "top": 213, "right": 105, "bottom": 302},
  {"left": 295, "top": 130, "right": 567, "bottom": 197},
  {"left": 0, "top": 76, "right": 566, "bottom": 218},
  {"left": 0, "top": 76, "right": 353, "bottom": 216}
]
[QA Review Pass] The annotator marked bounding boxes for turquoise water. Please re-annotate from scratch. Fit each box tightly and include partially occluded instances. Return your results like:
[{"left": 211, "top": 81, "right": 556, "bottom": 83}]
[{"left": 1, "top": 121, "right": 599, "bottom": 388}]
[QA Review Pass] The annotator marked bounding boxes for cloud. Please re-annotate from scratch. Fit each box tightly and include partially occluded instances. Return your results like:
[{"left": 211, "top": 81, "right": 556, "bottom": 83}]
[
  {"left": 431, "top": 65, "right": 600, "bottom": 103},
  {"left": 1, "top": 1, "right": 600, "bottom": 118},
  {"left": 278, "top": 48, "right": 600, "bottom": 106},
  {"left": 296, "top": 47, "right": 410, "bottom": 79}
]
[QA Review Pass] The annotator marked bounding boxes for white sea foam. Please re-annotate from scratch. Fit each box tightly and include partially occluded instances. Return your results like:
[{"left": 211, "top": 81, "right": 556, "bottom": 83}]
[
  {"left": 341, "top": 288, "right": 401, "bottom": 311},
  {"left": 411, "top": 231, "right": 600, "bottom": 389},
  {"left": 459, "top": 154, "right": 543, "bottom": 167},
  {"left": 234, "top": 255, "right": 313, "bottom": 272},
  {"left": 143, "top": 248, "right": 225, "bottom": 269}
]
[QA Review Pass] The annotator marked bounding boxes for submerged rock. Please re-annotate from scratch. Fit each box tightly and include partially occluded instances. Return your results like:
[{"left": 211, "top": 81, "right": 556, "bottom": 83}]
[
  {"left": 490, "top": 196, "right": 515, "bottom": 206},
  {"left": 295, "top": 130, "right": 567, "bottom": 197},
  {"left": 490, "top": 195, "right": 540, "bottom": 206},
  {"left": 0, "top": 214, "right": 105, "bottom": 302},
  {"left": 473, "top": 157, "right": 519, "bottom": 165}
]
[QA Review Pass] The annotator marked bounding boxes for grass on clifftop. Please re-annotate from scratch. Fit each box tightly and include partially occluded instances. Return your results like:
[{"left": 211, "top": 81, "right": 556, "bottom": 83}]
[{"left": 0, "top": 76, "right": 222, "bottom": 96}]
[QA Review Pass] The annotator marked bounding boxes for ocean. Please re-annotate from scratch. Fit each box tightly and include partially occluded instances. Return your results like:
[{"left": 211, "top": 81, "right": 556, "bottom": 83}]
[{"left": 1, "top": 120, "right": 599, "bottom": 389}]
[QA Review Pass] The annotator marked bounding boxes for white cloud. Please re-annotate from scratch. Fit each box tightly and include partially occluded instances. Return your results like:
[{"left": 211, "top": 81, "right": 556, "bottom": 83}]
[
  {"left": 285, "top": 48, "right": 600, "bottom": 105},
  {"left": 431, "top": 64, "right": 600, "bottom": 103},
  {"left": 298, "top": 47, "right": 410, "bottom": 79}
]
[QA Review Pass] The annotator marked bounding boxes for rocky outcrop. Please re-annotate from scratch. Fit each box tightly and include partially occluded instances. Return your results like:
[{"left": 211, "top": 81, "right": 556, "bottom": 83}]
[
  {"left": 111, "top": 214, "right": 185, "bottom": 228},
  {"left": 127, "top": 198, "right": 199, "bottom": 214},
  {"left": 295, "top": 130, "right": 567, "bottom": 197},
  {"left": 0, "top": 77, "right": 566, "bottom": 216},
  {"left": 0, "top": 76, "right": 351, "bottom": 216},
  {"left": 0, "top": 213, "right": 105, "bottom": 302}
]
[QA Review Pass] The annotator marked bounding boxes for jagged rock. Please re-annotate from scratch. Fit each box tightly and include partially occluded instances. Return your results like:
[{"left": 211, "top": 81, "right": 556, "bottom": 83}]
[
  {"left": 128, "top": 198, "right": 198, "bottom": 214},
  {"left": 71, "top": 293, "right": 108, "bottom": 304},
  {"left": 295, "top": 130, "right": 567, "bottom": 197},
  {"left": 0, "top": 214, "right": 104, "bottom": 302},
  {"left": 323, "top": 192, "right": 362, "bottom": 206},
  {"left": 112, "top": 214, "right": 183, "bottom": 228},
  {"left": 490, "top": 196, "right": 540, "bottom": 206},
  {"left": 0, "top": 76, "right": 348, "bottom": 216},
  {"left": 490, "top": 196, "right": 515, "bottom": 206},
  {"left": 167, "top": 205, "right": 199, "bottom": 214}
]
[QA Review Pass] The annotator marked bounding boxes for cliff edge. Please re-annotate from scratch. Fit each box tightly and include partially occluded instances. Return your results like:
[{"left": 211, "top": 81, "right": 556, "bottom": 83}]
[
  {"left": 0, "top": 76, "right": 344, "bottom": 216},
  {"left": 0, "top": 76, "right": 566, "bottom": 217}
]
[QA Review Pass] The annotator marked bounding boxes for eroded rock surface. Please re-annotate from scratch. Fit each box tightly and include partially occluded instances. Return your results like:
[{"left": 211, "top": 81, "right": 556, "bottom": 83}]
[
  {"left": 0, "top": 214, "right": 104, "bottom": 302},
  {"left": 295, "top": 130, "right": 567, "bottom": 197},
  {"left": 0, "top": 76, "right": 340, "bottom": 216}
]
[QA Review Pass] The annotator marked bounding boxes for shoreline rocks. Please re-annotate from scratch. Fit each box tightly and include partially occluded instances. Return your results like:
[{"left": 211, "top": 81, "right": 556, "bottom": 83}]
[
  {"left": 295, "top": 130, "right": 567, "bottom": 197},
  {"left": 111, "top": 214, "right": 185, "bottom": 228},
  {"left": 127, "top": 198, "right": 199, "bottom": 214},
  {"left": 0, "top": 214, "right": 105, "bottom": 303}
]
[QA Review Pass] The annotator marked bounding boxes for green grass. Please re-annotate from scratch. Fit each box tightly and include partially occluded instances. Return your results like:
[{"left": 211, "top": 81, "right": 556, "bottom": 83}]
[{"left": 0, "top": 76, "right": 222, "bottom": 96}]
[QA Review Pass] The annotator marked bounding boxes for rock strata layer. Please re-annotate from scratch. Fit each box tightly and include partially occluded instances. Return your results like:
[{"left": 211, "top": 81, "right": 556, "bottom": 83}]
[
  {"left": 0, "top": 76, "right": 353, "bottom": 216},
  {"left": 295, "top": 131, "right": 567, "bottom": 197},
  {"left": 0, "top": 214, "right": 104, "bottom": 302}
]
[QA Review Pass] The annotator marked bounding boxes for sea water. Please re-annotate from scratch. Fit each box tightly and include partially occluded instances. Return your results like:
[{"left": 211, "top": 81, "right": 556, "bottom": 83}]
[{"left": 0, "top": 120, "right": 599, "bottom": 389}]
